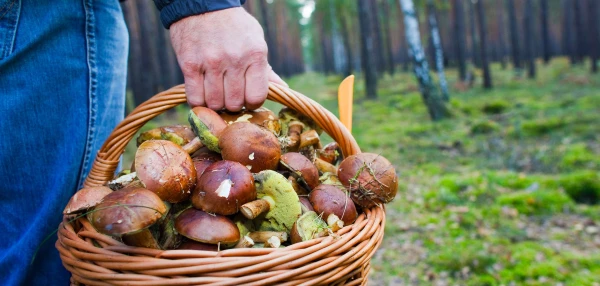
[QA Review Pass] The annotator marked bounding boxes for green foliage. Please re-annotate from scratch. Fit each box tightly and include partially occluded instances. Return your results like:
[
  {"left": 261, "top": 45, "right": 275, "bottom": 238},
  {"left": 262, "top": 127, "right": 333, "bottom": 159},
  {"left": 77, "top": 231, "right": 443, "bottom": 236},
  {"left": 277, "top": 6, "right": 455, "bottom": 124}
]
[
  {"left": 471, "top": 120, "right": 500, "bottom": 134},
  {"left": 556, "top": 171, "right": 600, "bottom": 204},
  {"left": 496, "top": 189, "right": 573, "bottom": 215},
  {"left": 427, "top": 240, "right": 496, "bottom": 274},
  {"left": 521, "top": 117, "right": 567, "bottom": 136},
  {"left": 482, "top": 100, "right": 511, "bottom": 114}
]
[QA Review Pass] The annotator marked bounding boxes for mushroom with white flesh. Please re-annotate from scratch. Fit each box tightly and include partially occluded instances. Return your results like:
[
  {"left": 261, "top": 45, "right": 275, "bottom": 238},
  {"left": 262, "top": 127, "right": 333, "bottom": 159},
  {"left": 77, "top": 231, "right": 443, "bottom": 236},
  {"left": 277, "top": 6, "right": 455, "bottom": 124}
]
[
  {"left": 134, "top": 140, "right": 196, "bottom": 203},
  {"left": 88, "top": 188, "right": 167, "bottom": 238},
  {"left": 240, "top": 170, "right": 302, "bottom": 233},
  {"left": 63, "top": 186, "right": 113, "bottom": 215},
  {"left": 338, "top": 153, "right": 398, "bottom": 208},
  {"left": 191, "top": 160, "right": 256, "bottom": 215},
  {"left": 234, "top": 235, "right": 255, "bottom": 248},
  {"left": 309, "top": 184, "right": 357, "bottom": 225},
  {"left": 175, "top": 208, "right": 240, "bottom": 247},
  {"left": 219, "top": 107, "right": 281, "bottom": 135},
  {"left": 219, "top": 122, "right": 281, "bottom": 172},
  {"left": 290, "top": 211, "right": 329, "bottom": 244},
  {"left": 188, "top": 106, "right": 228, "bottom": 153},
  {"left": 279, "top": 152, "right": 320, "bottom": 191}
]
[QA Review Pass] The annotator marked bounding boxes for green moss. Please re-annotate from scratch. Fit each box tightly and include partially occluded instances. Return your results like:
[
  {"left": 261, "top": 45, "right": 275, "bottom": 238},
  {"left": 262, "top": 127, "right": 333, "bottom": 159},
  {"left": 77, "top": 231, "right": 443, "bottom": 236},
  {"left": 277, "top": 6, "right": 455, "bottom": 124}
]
[
  {"left": 555, "top": 171, "right": 600, "bottom": 204},
  {"left": 482, "top": 100, "right": 511, "bottom": 114},
  {"left": 427, "top": 240, "right": 496, "bottom": 274},
  {"left": 521, "top": 117, "right": 566, "bottom": 135},
  {"left": 559, "top": 143, "right": 599, "bottom": 171},
  {"left": 471, "top": 120, "right": 500, "bottom": 134},
  {"left": 496, "top": 189, "right": 573, "bottom": 215}
]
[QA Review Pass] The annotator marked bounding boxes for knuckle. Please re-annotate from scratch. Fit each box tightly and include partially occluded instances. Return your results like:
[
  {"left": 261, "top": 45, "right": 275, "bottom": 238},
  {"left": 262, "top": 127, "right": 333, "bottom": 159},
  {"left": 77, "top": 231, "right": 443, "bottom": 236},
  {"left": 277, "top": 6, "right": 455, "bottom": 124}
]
[
  {"left": 203, "top": 55, "right": 223, "bottom": 70},
  {"left": 181, "top": 61, "right": 199, "bottom": 77}
]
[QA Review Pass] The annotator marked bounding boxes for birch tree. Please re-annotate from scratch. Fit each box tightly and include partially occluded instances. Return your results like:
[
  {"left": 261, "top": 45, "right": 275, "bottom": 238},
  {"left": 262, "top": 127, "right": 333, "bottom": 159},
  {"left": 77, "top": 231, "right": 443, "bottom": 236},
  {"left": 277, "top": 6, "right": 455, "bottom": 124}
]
[
  {"left": 427, "top": 0, "right": 449, "bottom": 101},
  {"left": 399, "top": 0, "right": 449, "bottom": 121}
]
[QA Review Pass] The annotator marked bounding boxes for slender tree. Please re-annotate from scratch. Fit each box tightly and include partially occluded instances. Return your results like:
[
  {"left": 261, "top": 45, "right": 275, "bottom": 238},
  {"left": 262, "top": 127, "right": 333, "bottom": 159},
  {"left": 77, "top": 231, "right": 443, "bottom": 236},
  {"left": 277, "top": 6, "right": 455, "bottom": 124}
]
[
  {"left": 258, "top": 0, "right": 279, "bottom": 72},
  {"left": 369, "top": 0, "right": 386, "bottom": 75},
  {"left": 382, "top": 0, "right": 395, "bottom": 75},
  {"left": 427, "top": 0, "right": 449, "bottom": 100},
  {"left": 573, "top": 0, "right": 586, "bottom": 63},
  {"left": 540, "top": 0, "right": 551, "bottom": 64},
  {"left": 400, "top": 0, "right": 449, "bottom": 121},
  {"left": 452, "top": 0, "right": 467, "bottom": 81},
  {"left": 506, "top": 0, "right": 521, "bottom": 72},
  {"left": 562, "top": 0, "right": 575, "bottom": 63},
  {"left": 588, "top": 0, "right": 599, "bottom": 73},
  {"left": 496, "top": 0, "right": 507, "bottom": 69},
  {"left": 340, "top": 13, "right": 354, "bottom": 76},
  {"left": 134, "top": 0, "right": 161, "bottom": 104},
  {"left": 468, "top": 0, "right": 479, "bottom": 67},
  {"left": 476, "top": 0, "right": 492, "bottom": 88},
  {"left": 357, "top": 0, "right": 378, "bottom": 98},
  {"left": 522, "top": 0, "right": 536, "bottom": 79}
]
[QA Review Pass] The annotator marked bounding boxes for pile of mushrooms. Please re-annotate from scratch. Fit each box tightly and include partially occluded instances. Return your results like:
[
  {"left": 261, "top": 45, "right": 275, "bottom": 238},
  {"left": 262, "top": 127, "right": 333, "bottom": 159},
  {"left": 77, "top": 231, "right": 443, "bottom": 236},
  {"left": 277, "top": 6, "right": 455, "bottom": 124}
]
[{"left": 64, "top": 105, "right": 398, "bottom": 251}]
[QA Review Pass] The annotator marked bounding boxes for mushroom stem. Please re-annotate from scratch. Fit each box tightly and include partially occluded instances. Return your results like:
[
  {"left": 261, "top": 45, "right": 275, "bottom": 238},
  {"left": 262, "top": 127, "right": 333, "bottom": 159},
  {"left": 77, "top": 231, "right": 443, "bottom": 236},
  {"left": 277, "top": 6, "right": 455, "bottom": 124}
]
[
  {"left": 247, "top": 231, "right": 288, "bottom": 243},
  {"left": 234, "top": 235, "right": 255, "bottom": 248},
  {"left": 327, "top": 214, "right": 344, "bottom": 232},
  {"left": 299, "top": 130, "right": 320, "bottom": 149},
  {"left": 107, "top": 172, "right": 143, "bottom": 191},
  {"left": 314, "top": 158, "right": 338, "bottom": 175},
  {"left": 182, "top": 137, "right": 204, "bottom": 154},
  {"left": 286, "top": 121, "right": 304, "bottom": 150},
  {"left": 240, "top": 199, "right": 271, "bottom": 219},
  {"left": 264, "top": 236, "right": 281, "bottom": 248}
]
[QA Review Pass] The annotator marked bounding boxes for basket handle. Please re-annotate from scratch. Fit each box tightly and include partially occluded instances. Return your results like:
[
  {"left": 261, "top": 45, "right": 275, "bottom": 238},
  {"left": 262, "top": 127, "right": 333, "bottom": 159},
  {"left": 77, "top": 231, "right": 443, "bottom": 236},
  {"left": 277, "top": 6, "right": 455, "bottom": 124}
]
[{"left": 84, "top": 83, "right": 361, "bottom": 187}]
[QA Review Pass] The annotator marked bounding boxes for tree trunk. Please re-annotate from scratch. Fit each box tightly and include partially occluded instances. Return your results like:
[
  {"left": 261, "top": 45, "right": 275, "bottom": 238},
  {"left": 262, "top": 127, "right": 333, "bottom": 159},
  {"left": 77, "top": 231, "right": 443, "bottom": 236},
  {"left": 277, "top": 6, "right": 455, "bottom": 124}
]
[
  {"left": 400, "top": 0, "right": 449, "bottom": 121},
  {"left": 340, "top": 15, "right": 354, "bottom": 77},
  {"left": 476, "top": 0, "right": 492, "bottom": 88},
  {"left": 506, "top": 0, "right": 521, "bottom": 72},
  {"left": 358, "top": 0, "right": 378, "bottom": 99},
  {"left": 427, "top": 0, "right": 449, "bottom": 100},
  {"left": 452, "top": 0, "right": 467, "bottom": 81},
  {"left": 574, "top": 0, "right": 586, "bottom": 63},
  {"left": 382, "top": 0, "right": 395, "bottom": 75},
  {"left": 524, "top": 0, "right": 536, "bottom": 79},
  {"left": 562, "top": 0, "right": 575, "bottom": 63},
  {"left": 496, "top": 0, "right": 507, "bottom": 69},
  {"left": 369, "top": 0, "right": 386, "bottom": 75},
  {"left": 468, "top": 0, "right": 479, "bottom": 67},
  {"left": 258, "top": 0, "right": 278, "bottom": 72},
  {"left": 540, "top": 0, "right": 551, "bottom": 64},
  {"left": 134, "top": 0, "right": 161, "bottom": 105},
  {"left": 588, "top": 0, "right": 599, "bottom": 73}
]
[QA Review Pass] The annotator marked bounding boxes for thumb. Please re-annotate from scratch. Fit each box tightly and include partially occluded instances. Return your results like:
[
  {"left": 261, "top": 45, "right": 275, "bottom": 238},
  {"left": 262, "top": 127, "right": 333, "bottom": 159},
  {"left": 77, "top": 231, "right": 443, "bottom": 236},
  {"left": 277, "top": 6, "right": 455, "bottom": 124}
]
[{"left": 268, "top": 68, "right": 288, "bottom": 87}]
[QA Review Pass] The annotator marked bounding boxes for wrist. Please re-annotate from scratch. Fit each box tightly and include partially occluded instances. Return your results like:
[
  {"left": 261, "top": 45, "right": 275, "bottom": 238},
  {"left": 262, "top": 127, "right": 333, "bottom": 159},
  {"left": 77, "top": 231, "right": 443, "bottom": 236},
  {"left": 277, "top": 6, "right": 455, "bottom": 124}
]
[{"left": 154, "top": 0, "right": 245, "bottom": 29}]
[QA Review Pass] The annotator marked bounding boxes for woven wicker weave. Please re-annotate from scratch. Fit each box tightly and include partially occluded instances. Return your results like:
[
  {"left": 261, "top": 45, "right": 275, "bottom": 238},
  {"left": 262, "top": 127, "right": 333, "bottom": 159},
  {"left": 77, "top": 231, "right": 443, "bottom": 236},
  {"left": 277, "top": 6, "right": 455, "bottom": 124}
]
[{"left": 56, "top": 83, "right": 386, "bottom": 285}]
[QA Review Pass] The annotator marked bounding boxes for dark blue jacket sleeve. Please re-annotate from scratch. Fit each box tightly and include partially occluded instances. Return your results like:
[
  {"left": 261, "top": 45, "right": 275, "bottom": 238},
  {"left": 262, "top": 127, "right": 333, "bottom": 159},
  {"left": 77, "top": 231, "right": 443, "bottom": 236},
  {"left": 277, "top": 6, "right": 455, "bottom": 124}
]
[{"left": 154, "top": 0, "right": 247, "bottom": 29}]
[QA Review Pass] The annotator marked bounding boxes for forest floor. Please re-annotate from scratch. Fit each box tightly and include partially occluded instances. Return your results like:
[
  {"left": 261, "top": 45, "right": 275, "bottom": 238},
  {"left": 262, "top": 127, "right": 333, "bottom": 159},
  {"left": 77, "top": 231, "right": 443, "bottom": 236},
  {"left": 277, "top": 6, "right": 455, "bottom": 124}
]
[{"left": 125, "top": 58, "right": 600, "bottom": 285}]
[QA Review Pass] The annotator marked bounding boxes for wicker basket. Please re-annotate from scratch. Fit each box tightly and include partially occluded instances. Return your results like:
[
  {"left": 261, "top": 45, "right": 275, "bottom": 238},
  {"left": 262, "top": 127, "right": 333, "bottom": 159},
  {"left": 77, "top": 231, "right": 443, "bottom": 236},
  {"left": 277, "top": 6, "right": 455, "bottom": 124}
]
[{"left": 56, "top": 83, "right": 386, "bottom": 285}]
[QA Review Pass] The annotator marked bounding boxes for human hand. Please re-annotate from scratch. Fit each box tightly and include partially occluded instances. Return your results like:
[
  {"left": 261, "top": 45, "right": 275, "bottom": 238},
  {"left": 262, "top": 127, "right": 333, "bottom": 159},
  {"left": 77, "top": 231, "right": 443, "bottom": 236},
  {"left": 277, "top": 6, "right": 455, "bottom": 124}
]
[{"left": 170, "top": 7, "right": 287, "bottom": 111}]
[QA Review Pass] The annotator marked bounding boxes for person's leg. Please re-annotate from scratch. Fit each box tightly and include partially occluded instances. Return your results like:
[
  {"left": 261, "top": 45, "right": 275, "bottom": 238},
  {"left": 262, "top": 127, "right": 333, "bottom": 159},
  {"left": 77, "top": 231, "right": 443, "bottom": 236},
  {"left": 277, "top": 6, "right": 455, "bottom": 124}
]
[{"left": 0, "top": 0, "right": 127, "bottom": 284}]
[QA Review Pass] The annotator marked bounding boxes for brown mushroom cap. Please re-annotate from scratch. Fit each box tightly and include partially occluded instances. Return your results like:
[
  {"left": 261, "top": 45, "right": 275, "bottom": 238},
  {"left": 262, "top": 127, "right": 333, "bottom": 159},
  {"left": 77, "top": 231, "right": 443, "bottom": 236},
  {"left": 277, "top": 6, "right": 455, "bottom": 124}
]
[
  {"left": 219, "top": 107, "right": 277, "bottom": 127},
  {"left": 279, "top": 152, "right": 320, "bottom": 190},
  {"left": 88, "top": 188, "right": 167, "bottom": 237},
  {"left": 338, "top": 153, "right": 398, "bottom": 208},
  {"left": 63, "top": 186, "right": 113, "bottom": 215},
  {"left": 175, "top": 208, "right": 240, "bottom": 245},
  {"left": 135, "top": 140, "right": 197, "bottom": 203},
  {"left": 219, "top": 122, "right": 281, "bottom": 172},
  {"left": 190, "top": 106, "right": 228, "bottom": 138},
  {"left": 192, "top": 160, "right": 256, "bottom": 215},
  {"left": 309, "top": 184, "right": 357, "bottom": 225}
]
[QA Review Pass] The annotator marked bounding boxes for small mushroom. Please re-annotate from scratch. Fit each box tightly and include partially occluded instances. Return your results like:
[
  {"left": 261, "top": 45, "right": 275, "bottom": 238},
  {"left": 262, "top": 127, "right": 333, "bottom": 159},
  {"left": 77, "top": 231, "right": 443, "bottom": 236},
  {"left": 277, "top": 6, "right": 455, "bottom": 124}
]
[
  {"left": 175, "top": 208, "right": 240, "bottom": 246},
  {"left": 309, "top": 184, "right": 357, "bottom": 225},
  {"left": 247, "top": 231, "right": 288, "bottom": 243},
  {"left": 188, "top": 106, "right": 228, "bottom": 152},
  {"left": 314, "top": 157, "right": 338, "bottom": 175},
  {"left": 219, "top": 107, "right": 280, "bottom": 135},
  {"left": 290, "top": 211, "right": 329, "bottom": 244},
  {"left": 63, "top": 186, "right": 113, "bottom": 215},
  {"left": 136, "top": 125, "right": 196, "bottom": 147},
  {"left": 299, "top": 130, "right": 321, "bottom": 149},
  {"left": 317, "top": 142, "right": 342, "bottom": 165},
  {"left": 234, "top": 235, "right": 255, "bottom": 248},
  {"left": 338, "top": 153, "right": 398, "bottom": 208},
  {"left": 240, "top": 170, "right": 302, "bottom": 233},
  {"left": 135, "top": 140, "right": 196, "bottom": 203},
  {"left": 279, "top": 152, "right": 319, "bottom": 191},
  {"left": 192, "top": 160, "right": 256, "bottom": 215},
  {"left": 264, "top": 236, "right": 281, "bottom": 248},
  {"left": 219, "top": 122, "right": 281, "bottom": 172},
  {"left": 88, "top": 188, "right": 167, "bottom": 237}
]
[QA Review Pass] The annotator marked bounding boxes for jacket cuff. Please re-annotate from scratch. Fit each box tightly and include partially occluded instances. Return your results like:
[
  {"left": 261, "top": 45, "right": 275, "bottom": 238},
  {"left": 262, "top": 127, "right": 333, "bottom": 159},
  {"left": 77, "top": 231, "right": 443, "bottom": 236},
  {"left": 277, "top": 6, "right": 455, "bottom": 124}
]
[{"left": 155, "top": 0, "right": 246, "bottom": 29}]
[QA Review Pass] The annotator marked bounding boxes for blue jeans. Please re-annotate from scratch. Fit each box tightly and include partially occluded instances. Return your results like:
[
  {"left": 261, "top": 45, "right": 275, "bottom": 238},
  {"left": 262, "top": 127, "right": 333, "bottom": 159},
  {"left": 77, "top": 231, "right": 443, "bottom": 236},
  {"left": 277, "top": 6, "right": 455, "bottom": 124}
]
[{"left": 0, "top": 0, "right": 127, "bottom": 285}]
